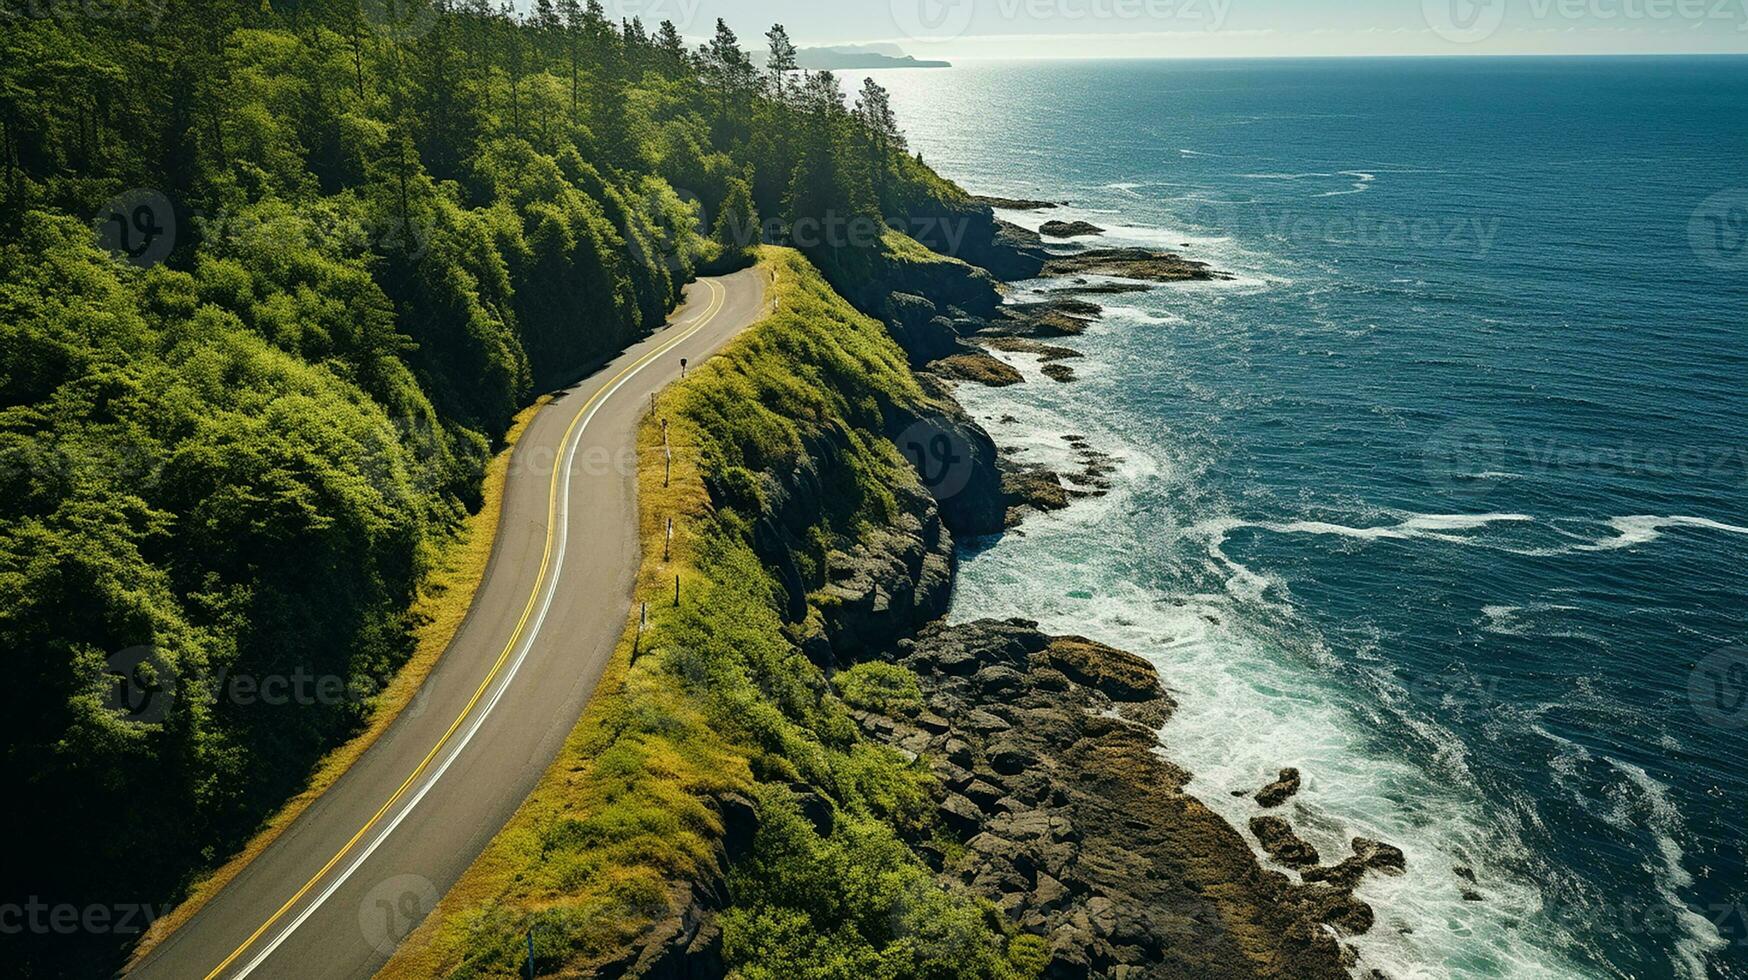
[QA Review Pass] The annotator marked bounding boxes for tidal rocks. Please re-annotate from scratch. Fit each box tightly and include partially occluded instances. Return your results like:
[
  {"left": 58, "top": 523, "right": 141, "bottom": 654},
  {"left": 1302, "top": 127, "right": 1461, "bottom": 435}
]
[
  {"left": 1000, "top": 463, "right": 1070, "bottom": 525},
  {"left": 980, "top": 336, "right": 1083, "bottom": 363},
  {"left": 1250, "top": 816, "right": 1321, "bottom": 868},
  {"left": 1040, "top": 220, "right": 1106, "bottom": 238},
  {"left": 972, "top": 195, "right": 1062, "bottom": 211},
  {"left": 1041, "top": 363, "right": 1076, "bottom": 383},
  {"left": 930, "top": 351, "right": 1025, "bottom": 387},
  {"left": 984, "top": 301, "right": 1100, "bottom": 339},
  {"left": 848, "top": 620, "right": 1354, "bottom": 979},
  {"left": 1049, "top": 281, "right": 1154, "bottom": 296},
  {"left": 1255, "top": 768, "right": 1303, "bottom": 808},
  {"left": 1042, "top": 247, "right": 1231, "bottom": 283},
  {"left": 1300, "top": 838, "right": 1408, "bottom": 892}
]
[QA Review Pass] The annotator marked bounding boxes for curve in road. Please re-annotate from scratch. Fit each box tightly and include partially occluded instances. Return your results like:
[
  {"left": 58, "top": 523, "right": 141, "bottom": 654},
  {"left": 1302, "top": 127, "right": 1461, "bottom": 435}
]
[{"left": 129, "top": 267, "right": 769, "bottom": 980}]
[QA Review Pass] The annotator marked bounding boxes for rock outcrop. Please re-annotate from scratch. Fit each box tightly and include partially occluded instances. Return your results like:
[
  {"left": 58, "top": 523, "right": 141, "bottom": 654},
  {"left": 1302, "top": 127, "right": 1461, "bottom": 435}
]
[
  {"left": 1255, "top": 768, "right": 1303, "bottom": 809},
  {"left": 885, "top": 379, "right": 1009, "bottom": 540},
  {"left": 971, "top": 195, "right": 1062, "bottom": 211},
  {"left": 1042, "top": 248, "right": 1230, "bottom": 282},
  {"left": 1040, "top": 220, "right": 1106, "bottom": 239},
  {"left": 849, "top": 620, "right": 1379, "bottom": 980},
  {"left": 931, "top": 351, "right": 1025, "bottom": 387}
]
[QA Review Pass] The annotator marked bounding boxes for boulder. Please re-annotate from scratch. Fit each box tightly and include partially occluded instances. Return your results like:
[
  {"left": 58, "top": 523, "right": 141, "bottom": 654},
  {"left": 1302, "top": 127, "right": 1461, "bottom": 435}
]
[
  {"left": 1039, "top": 220, "right": 1106, "bottom": 238},
  {"left": 1250, "top": 816, "right": 1321, "bottom": 868},
  {"left": 1255, "top": 768, "right": 1302, "bottom": 808}
]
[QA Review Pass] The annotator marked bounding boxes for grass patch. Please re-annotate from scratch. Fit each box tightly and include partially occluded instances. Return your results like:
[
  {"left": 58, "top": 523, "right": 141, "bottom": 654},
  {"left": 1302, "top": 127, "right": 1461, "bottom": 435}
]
[
  {"left": 128, "top": 398, "right": 551, "bottom": 967},
  {"left": 380, "top": 249, "right": 1038, "bottom": 978}
]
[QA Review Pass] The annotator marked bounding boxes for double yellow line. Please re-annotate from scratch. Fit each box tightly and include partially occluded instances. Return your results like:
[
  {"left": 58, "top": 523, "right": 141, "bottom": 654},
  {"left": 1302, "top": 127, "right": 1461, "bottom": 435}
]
[{"left": 198, "top": 278, "right": 727, "bottom": 980}]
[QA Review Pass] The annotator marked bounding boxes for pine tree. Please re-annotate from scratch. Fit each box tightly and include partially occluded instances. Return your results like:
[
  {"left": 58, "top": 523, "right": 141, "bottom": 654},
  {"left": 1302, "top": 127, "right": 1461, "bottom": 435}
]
[
  {"left": 765, "top": 24, "right": 797, "bottom": 99},
  {"left": 713, "top": 176, "right": 759, "bottom": 262},
  {"left": 654, "top": 19, "right": 688, "bottom": 75},
  {"left": 855, "top": 78, "right": 905, "bottom": 206}
]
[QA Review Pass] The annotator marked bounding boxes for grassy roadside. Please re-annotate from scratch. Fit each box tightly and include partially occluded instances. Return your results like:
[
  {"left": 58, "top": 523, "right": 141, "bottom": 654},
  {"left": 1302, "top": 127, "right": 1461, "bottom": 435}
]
[
  {"left": 128, "top": 397, "right": 552, "bottom": 966},
  {"left": 379, "top": 248, "right": 1044, "bottom": 978}
]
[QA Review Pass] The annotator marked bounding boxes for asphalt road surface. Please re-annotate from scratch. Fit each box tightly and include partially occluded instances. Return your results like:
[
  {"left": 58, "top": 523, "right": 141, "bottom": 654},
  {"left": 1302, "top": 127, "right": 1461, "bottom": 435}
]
[{"left": 129, "top": 268, "right": 769, "bottom": 980}]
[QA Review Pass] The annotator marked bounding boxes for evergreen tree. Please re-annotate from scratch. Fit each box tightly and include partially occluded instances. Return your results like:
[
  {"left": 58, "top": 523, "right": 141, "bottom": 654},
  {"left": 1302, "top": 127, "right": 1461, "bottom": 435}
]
[
  {"left": 765, "top": 23, "right": 797, "bottom": 99},
  {"left": 855, "top": 77, "right": 905, "bottom": 206},
  {"left": 653, "top": 19, "right": 688, "bottom": 75},
  {"left": 713, "top": 175, "right": 760, "bottom": 261}
]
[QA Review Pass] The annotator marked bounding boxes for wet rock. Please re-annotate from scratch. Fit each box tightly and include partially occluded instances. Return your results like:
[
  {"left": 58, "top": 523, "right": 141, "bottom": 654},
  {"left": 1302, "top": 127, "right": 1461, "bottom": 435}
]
[
  {"left": 980, "top": 336, "right": 1083, "bottom": 362},
  {"left": 1001, "top": 463, "right": 1070, "bottom": 524},
  {"left": 1256, "top": 767, "right": 1303, "bottom": 808},
  {"left": 1302, "top": 838, "right": 1407, "bottom": 892},
  {"left": 1043, "top": 247, "right": 1232, "bottom": 282},
  {"left": 1040, "top": 220, "right": 1106, "bottom": 238},
  {"left": 1353, "top": 838, "right": 1406, "bottom": 875},
  {"left": 871, "top": 621, "right": 1352, "bottom": 977},
  {"left": 971, "top": 195, "right": 1062, "bottom": 211},
  {"left": 1251, "top": 815, "right": 1322, "bottom": 868},
  {"left": 929, "top": 351, "right": 1024, "bottom": 387},
  {"left": 1049, "top": 281, "right": 1153, "bottom": 296},
  {"left": 1042, "top": 363, "right": 1076, "bottom": 383}
]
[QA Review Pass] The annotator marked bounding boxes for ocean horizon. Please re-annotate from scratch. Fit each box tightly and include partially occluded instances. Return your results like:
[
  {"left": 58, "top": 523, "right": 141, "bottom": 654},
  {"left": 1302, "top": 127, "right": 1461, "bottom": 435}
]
[{"left": 854, "top": 54, "right": 1748, "bottom": 979}]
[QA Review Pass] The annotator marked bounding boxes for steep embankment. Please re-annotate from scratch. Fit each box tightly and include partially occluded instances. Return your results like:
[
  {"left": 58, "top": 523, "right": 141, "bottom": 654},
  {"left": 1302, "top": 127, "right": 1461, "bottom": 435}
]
[
  {"left": 385, "top": 241, "right": 1392, "bottom": 978},
  {"left": 380, "top": 248, "right": 1043, "bottom": 979}
]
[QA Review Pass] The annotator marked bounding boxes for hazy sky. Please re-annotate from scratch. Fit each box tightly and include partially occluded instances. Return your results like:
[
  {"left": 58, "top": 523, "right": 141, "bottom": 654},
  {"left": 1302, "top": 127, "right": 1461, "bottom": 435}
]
[{"left": 613, "top": 0, "right": 1748, "bottom": 59}]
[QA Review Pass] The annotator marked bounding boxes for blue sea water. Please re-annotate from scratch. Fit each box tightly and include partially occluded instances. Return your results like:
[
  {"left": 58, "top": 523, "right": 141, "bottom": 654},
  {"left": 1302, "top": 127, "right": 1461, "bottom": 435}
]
[{"left": 857, "top": 57, "right": 1748, "bottom": 978}]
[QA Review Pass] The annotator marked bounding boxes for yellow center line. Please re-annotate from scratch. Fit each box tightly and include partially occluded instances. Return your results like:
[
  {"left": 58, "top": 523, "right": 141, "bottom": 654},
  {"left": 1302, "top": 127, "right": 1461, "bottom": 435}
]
[{"left": 197, "top": 278, "right": 727, "bottom": 980}]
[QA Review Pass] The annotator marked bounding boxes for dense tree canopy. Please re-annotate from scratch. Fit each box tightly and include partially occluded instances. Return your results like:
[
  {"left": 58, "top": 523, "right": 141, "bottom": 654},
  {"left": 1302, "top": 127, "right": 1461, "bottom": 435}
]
[{"left": 0, "top": 2, "right": 968, "bottom": 974}]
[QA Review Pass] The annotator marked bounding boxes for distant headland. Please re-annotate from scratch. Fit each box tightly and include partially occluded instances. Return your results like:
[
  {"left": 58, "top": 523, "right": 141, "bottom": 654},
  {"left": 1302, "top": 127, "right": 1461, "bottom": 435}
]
[{"left": 793, "top": 43, "right": 951, "bottom": 69}]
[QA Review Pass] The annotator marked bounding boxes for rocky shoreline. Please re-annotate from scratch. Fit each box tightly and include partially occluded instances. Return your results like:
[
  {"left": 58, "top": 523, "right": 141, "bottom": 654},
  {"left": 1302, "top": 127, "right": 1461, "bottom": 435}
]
[
  {"left": 850, "top": 620, "right": 1400, "bottom": 979},
  {"left": 779, "top": 202, "right": 1411, "bottom": 977}
]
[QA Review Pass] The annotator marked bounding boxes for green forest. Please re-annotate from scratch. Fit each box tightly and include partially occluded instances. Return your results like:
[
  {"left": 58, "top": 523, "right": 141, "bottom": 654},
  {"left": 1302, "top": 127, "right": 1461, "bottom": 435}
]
[{"left": 0, "top": 2, "right": 977, "bottom": 973}]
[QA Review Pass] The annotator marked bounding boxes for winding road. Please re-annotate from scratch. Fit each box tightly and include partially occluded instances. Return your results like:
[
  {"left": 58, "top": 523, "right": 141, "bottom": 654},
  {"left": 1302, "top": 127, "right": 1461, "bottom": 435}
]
[{"left": 128, "top": 268, "right": 769, "bottom": 980}]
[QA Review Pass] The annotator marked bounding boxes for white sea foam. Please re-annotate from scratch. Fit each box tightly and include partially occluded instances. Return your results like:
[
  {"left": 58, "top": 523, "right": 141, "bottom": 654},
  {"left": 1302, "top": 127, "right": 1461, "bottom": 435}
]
[
  {"left": 1319, "top": 171, "right": 1379, "bottom": 197},
  {"left": 1533, "top": 727, "right": 1727, "bottom": 980},
  {"left": 1265, "top": 513, "right": 1535, "bottom": 541},
  {"left": 1611, "top": 762, "right": 1729, "bottom": 980},
  {"left": 1492, "top": 514, "right": 1748, "bottom": 557},
  {"left": 1577, "top": 515, "right": 1748, "bottom": 552},
  {"left": 1237, "top": 171, "right": 1336, "bottom": 180}
]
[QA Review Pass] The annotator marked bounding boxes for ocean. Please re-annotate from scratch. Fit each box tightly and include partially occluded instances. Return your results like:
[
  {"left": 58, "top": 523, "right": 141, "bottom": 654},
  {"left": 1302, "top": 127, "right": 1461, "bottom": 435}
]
[{"left": 856, "top": 57, "right": 1748, "bottom": 978}]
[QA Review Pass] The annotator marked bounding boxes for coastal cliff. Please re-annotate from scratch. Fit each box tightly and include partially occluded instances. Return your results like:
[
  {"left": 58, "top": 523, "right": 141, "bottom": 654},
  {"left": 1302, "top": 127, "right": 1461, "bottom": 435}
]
[{"left": 385, "top": 231, "right": 1397, "bottom": 978}]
